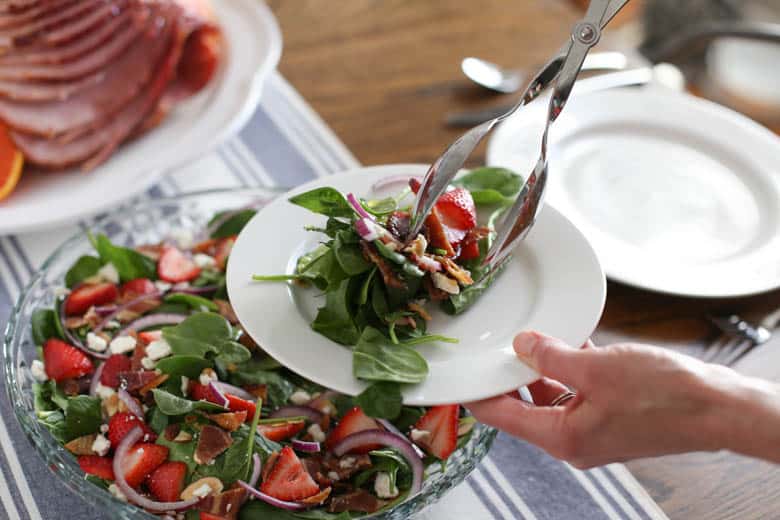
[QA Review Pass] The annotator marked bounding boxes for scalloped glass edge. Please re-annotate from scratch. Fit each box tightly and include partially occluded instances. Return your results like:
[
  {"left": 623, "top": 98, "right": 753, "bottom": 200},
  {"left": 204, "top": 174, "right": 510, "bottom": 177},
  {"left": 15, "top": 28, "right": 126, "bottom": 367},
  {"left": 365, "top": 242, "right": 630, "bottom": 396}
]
[{"left": 2, "top": 188, "right": 497, "bottom": 520}]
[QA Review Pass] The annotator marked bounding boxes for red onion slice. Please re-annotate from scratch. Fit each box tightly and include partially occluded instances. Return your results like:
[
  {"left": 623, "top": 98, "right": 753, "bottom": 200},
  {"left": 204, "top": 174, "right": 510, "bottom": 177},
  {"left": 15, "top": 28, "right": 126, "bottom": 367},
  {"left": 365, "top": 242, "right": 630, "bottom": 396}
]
[
  {"left": 207, "top": 381, "right": 230, "bottom": 408},
  {"left": 211, "top": 381, "right": 254, "bottom": 402},
  {"left": 355, "top": 218, "right": 380, "bottom": 242},
  {"left": 95, "top": 291, "right": 162, "bottom": 333},
  {"left": 117, "top": 313, "right": 186, "bottom": 337},
  {"left": 118, "top": 387, "right": 145, "bottom": 419},
  {"left": 94, "top": 305, "right": 118, "bottom": 316},
  {"left": 291, "top": 439, "right": 321, "bottom": 453},
  {"left": 346, "top": 193, "right": 373, "bottom": 220},
  {"left": 58, "top": 301, "right": 109, "bottom": 359},
  {"left": 113, "top": 427, "right": 201, "bottom": 512},
  {"left": 372, "top": 175, "right": 422, "bottom": 192},
  {"left": 237, "top": 481, "right": 306, "bottom": 511},
  {"left": 332, "top": 429, "right": 423, "bottom": 496},
  {"left": 89, "top": 363, "right": 105, "bottom": 397},
  {"left": 248, "top": 453, "right": 262, "bottom": 488},
  {"left": 377, "top": 419, "right": 425, "bottom": 458},
  {"left": 269, "top": 406, "right": 323, "bottom": 424}
]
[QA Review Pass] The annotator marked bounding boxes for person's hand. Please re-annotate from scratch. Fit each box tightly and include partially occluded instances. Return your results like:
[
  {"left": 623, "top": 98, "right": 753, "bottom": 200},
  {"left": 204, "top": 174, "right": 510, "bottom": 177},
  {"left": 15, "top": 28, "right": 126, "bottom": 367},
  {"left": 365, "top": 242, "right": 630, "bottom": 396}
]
[{"left": 464, "top": 331, "right": 780, "bottom": 468}]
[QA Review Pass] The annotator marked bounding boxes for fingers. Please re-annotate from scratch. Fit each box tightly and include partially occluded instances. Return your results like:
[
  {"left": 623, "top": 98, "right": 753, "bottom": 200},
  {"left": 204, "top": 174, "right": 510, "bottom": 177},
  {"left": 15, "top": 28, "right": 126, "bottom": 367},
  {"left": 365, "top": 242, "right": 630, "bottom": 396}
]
[
  {"left": 464, "top": 394, "right": 565, "bottom": 449},
  {"left": 514, "top": 331, "right": 590, "bottom": 388},
  {"left": 527, "top": 378, "right": 572, "bottom": 406}
]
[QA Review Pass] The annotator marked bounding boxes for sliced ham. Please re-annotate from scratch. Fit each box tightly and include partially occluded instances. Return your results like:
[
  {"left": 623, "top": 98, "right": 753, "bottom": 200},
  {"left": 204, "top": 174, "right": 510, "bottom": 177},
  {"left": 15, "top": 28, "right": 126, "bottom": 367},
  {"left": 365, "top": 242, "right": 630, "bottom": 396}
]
[
  {"left": 0, "top": 0, "right": 42, "bottom": 14},
  {"left": 0, "top": 72, "right": 104, "bottom": 101},
  {"left": 0, "top": 6, "right": 169, "bottom": 135},
  {"left": 0, "top": 0, "right": 77, "bottom": 29},
  {"left": 11, "top": 10, "right": 187, "bottom": 168},
  {"left": 0, "top": 0, "right": 104, "bottom": 47},
  {"left": 37, "top": 0, "right": 126, "bottom": 47},
  {"left": 0, "top": 7, "right": 145, "bottom": 81},
  {"left": 0, "top": 6, "right": 134, "bottom": 66}
]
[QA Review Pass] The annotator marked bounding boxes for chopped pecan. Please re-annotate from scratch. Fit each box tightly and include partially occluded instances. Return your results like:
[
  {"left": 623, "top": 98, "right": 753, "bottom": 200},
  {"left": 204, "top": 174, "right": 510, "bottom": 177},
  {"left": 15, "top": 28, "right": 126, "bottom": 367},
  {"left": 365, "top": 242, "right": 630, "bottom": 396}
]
[
  {"left": 139, "top": 373, "right": 169, "bottom": 396},
  {"left": 207, "top": 411, "right": 247, "bottom": 432},
  {"left": 64, "top": 434, "right": 97, "bottom": 455}
]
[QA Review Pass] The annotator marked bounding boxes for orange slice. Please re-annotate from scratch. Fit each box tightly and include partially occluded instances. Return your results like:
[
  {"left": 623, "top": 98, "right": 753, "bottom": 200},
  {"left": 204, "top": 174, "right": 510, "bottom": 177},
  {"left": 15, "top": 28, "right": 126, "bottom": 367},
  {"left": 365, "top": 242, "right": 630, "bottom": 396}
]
[{"left": 0, "top": 123, "right": 23, "bottom": 202}]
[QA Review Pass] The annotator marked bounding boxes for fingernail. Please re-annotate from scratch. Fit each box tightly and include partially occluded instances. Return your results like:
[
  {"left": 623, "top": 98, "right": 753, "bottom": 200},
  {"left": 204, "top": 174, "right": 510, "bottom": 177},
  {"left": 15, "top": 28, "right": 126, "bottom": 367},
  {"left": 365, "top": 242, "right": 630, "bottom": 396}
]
[{"left": 513, "top": 331, "right": 538, "bottom": 360}]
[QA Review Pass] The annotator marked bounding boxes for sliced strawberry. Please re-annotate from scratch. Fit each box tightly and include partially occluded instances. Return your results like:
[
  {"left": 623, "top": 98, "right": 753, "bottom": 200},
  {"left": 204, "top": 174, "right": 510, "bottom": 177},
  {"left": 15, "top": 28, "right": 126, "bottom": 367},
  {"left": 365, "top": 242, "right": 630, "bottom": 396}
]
[
  {"left": 138, "top": 330, "right": 163, "bottom": 344},
  {"left": 424, "top": 211, "right": 456, "bottom": 257},
  {"left": 64, "top": 282, "right": 119, "bottom": 316},
  {"left": 225, "top": 393, "right": 255, "bottom": 420},
  {"left": 326, "top": 407, "right": 381, "bottom": 453},
  {"left": 120, "top": 278, "right": 157, "bottom": 298},
  {"left": 257, "top": 420, "right": 305, "bottom": 442},
  {"left": 214, "top": 237, "right": 235, "bottom": 270},
  {"left": 78, "top": 455, "right": 115, "bottom": 480},
  {"left": 435, "top": 187, "right": 476, "bottom": 231},
  {"left": 260, "top": 446, "right": 320, "bottom": 501},
  {"left": 157, "top": 247, "right": 201, "bottom": 283},
  {"left": 409, "top": 178, "right": 421, "bottom": 193},
  {"left": 119, "top": 443, "right": 169, "bottom": 488},
  {"left": 100, "top": 354, "right": 132, "bottom": 388},
  {"left": 43, "top": 339, "right": 93, "bottom": 382},
  {"left": 190, "top": 382, "right": 218, "bottom": 402},
  {"left": 108, "top": 412, "right": 157, "bottom": 446},
  {"left": 457, "top": 238, "right": 481, "bottom": 261},
  {"left": 413, "top": 404, "right": 459, "bottom": 460},
  {"left": 146, "top": 461, "right": 187, "bottom": 502}
]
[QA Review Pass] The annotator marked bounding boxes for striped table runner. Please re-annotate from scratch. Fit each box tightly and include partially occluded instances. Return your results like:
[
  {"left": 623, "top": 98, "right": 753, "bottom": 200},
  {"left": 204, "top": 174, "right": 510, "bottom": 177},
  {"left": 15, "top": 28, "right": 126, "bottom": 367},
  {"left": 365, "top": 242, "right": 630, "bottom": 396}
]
[{"left": 0, "top": 72, "right": 668, "bottom": 520}]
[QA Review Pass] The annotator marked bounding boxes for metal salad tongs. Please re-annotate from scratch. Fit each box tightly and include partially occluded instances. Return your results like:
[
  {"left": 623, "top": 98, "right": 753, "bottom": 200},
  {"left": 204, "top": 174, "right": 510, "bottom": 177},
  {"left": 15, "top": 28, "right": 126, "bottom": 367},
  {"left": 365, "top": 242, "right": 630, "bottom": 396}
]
[{"left": 406, "top": 0, "right": 630, "bottom": 274}]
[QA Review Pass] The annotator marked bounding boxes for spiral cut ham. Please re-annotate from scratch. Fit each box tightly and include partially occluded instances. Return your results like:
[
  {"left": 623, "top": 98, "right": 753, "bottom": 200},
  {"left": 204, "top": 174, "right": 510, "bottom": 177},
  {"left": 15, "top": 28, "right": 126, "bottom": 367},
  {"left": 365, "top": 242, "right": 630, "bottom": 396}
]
[{"left": 0, "top": 0, "right": 222, "bottom": 170}]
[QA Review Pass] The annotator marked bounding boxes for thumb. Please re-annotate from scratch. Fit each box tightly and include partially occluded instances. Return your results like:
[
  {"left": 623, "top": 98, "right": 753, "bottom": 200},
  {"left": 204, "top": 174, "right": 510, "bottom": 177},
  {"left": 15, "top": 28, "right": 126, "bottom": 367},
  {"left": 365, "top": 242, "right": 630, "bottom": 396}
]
[{"left": 514, "top": 331, "right": 589, "bottom": 388}]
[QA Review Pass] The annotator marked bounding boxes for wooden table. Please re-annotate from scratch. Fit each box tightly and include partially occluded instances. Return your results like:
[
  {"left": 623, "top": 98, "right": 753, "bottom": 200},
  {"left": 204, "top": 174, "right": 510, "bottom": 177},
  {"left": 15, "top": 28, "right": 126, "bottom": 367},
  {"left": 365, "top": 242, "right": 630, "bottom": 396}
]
[{"left": 267, "top": 1, "right": 780, "bottom": 518}]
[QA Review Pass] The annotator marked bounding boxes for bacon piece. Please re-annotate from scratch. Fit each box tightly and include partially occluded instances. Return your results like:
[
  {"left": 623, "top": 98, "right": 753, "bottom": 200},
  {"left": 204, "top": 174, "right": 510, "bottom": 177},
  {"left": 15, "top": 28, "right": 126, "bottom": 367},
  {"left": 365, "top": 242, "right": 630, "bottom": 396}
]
[
  {"left": 359, "top": 241, "right": 404, "bottom": 290},
  {"left": 198, "top": 485, "right": 247, "bottom": 520},
  {"left": 118, "top": 370, "right": 159, "bottom": 393},
  {"left": 328, "top": 490, "right": 387, "bottom": 514},
  {"left": 194, "top": 425, "right": 233, "bottom": 465}
]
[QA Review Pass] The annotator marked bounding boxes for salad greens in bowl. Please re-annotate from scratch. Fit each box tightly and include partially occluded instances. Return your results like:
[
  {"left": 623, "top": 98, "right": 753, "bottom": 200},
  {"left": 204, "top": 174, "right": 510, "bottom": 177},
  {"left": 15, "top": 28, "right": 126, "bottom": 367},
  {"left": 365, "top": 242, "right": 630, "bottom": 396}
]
[{"left": 3, "top": 189, "right": 496, "bottom": 520}]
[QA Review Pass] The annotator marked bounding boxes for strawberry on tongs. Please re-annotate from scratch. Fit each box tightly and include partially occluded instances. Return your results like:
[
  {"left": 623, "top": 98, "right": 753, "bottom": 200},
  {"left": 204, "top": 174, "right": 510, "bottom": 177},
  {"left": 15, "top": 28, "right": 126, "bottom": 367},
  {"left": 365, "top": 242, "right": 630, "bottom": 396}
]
[
  {"left": 64, "top": 282, "right": 119, "bottom": 315},
  {"left": 412, "top": 404, "right": 459, "bottom": 460},
  {"left": 158, "top": 246, "right": 201, "bottom": 283},
  {"left": 43, "top": 339, "right": 93, "bottom": 382},
  {"left": 260, "top": 446, "right": 320, "bottom": 501},
  {"left": 408, "top": 179, "right": 477, "bottom": 254}
]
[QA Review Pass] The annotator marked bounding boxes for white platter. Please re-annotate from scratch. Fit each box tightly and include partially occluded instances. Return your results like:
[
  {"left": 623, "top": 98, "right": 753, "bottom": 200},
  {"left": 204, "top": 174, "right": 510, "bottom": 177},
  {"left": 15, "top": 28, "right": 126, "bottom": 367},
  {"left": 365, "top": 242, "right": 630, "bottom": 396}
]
[
  {"left": 0, "top": 0, "right": 281, "bottom": 234},
  {"left": 227, "top": 164, "right": 606, "bottom": 405}
]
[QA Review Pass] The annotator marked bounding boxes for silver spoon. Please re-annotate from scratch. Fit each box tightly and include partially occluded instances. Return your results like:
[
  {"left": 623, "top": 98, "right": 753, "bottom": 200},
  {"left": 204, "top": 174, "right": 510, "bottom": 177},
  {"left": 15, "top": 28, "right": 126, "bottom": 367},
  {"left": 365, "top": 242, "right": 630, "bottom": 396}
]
[{"left": 462, "top": 51, "right": 628, "bottom": 94}]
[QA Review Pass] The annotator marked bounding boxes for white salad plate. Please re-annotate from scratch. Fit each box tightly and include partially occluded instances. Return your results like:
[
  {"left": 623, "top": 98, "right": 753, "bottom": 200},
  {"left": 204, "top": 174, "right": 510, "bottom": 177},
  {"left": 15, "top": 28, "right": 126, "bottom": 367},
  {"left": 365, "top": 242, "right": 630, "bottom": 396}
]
[
  {"left": 487, "top": 86, "right": 780, "bottom": 298},
  {"left": 227, "top": 164, "right": 606, "bottom": 405},
  {"left": 0, "top": 0, "right": 281, "bottom": 234}
]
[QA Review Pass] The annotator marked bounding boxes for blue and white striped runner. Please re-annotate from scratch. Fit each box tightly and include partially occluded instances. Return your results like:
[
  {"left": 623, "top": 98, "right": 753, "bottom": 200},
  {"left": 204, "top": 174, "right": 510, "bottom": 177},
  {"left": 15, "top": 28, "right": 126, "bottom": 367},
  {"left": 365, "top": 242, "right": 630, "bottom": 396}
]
[{"left": 0, "top": 72, "right": 668, "bottom": 520}]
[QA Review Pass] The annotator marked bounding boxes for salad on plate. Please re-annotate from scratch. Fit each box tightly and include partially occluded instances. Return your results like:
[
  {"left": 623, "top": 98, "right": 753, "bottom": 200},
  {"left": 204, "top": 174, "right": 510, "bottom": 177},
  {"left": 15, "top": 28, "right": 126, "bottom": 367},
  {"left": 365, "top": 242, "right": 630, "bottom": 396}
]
[{"left": 29, "top": 205, "right": 479, "bottom": 519}]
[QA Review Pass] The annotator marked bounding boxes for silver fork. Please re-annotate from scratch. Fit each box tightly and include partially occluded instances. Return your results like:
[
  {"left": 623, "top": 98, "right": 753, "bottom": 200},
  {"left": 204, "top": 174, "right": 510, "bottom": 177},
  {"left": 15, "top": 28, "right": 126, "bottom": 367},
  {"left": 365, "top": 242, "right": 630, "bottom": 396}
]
[
  {"left": 406, "top": 0, "right": 630, "bottom": 275},
  {"left": 702, "top": 306, "right": 780, "bottom": 366}
]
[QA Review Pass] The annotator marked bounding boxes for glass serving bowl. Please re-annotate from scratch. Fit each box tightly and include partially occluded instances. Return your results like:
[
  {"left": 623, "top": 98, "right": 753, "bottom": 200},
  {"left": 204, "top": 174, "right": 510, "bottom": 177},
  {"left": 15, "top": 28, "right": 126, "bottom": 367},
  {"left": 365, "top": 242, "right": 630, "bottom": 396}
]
[{"left": 3, "top": 188, "right": 497, "bottom": 520}]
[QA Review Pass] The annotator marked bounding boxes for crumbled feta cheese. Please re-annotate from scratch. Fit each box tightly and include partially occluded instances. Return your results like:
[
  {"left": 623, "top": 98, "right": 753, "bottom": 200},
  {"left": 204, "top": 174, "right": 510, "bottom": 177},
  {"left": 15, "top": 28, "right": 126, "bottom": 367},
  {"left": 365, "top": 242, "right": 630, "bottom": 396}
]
[
  {"left": 109, "top": 336, "right": 136, "bottom": 355},
  {"left": 374, "top": 472, "right": 399, "bottom": 499},
  {"left": 339, "top": 456, "right": 356, "bottom": 469},
  {"left": 97, "top": 262, "right": 120, "bottom": 284},
  {"left": 108, "top": 483, "right": 127, "bottom": 502},
  {"left": 145, "top": 339, "right": 172, "bottom": 360},
  {"left": 307, "top": 423, "right": 326, "bottom": 443},
  {"left": 192, "top": 483, "right": 212, "bottom": 498},
  {"left": 199, "top": 368, "right": 217, "bottom": 385},
  {"left": 181, "top": 376, "right": 190, "bottom": 396},
  {"left": 432, "top": 272, "right": 460, "bottom": 294},
  {"left": 95, "top": 383, "right": 116, "bottom": 400},
  {"left": 53, "top": 286, "right": 71, "bottom": 297},
  {"left": 104, "top": 320, "right": 121, "bottom": 330},
  {"left": 174, "top": 431, "right": 193, "bottom": 443},
  {"left": 193, "top": 254, "right": 216, "bottom": 269},
  {"left": 321, "top": 403, "right": 336, "bottom": 416},
  {"left": 155, "top": 281, "right": 172, "bottom": 293},
  {"left": 141, "top": 357, "right": 156, "bottom": 370},
  {"left": 86, "top": 332, "right": 108, "bottom": 352},
  {"left": 92, "top": 434, "right": 111, "bottom": 456},
  {"left": 31, "top": 360, "right": 47, "bottom": 382},
  {"left": 171, "top": 228, "right": 194, "bottom": 249},
  {"left": 100, "top": 424, "right": 109, "bottom": 433},
  {"left": 327, "top": 471, "right": 340, "bottom": 482},
  {"left": 289, "top": 390, "right": 311, "bottom": 405},
  {"left": 410, "top": 428, "right": 431, "bottom": 443}
]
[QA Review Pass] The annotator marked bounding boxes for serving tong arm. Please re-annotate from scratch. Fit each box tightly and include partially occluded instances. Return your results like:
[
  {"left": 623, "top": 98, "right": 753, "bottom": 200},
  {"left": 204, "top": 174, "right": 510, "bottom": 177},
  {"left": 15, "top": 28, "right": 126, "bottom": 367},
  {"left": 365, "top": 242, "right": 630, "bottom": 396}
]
[{"left": 405, "top": 0, "right": 629, "bottom": 273}]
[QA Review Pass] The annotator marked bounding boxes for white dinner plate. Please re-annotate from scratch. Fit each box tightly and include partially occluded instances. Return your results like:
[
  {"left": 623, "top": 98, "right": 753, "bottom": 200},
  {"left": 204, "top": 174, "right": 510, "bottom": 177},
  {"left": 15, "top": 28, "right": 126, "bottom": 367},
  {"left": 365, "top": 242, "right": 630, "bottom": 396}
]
[
  {"left": 0, "top": 0, "right": 281, "bottom": 234},
  {"left": 487, "top": 86, "right": 780, "bottom": 298},
  {"left": 227, "top": 164, "right": 606, "bottom": 405}
]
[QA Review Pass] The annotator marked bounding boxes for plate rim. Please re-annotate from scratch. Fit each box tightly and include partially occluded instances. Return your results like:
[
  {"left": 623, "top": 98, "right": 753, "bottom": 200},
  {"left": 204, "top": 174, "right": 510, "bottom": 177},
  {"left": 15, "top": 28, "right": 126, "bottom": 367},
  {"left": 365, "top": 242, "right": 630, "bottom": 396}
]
[
  {"left": 487, "top": 86, "right": 780, "bottom": 299},
  {"left": 227, "top": 163, "right": 607, "bottom": 405},
  {"left": 0, "top": 0, "right": 282, "bottom": 234}
]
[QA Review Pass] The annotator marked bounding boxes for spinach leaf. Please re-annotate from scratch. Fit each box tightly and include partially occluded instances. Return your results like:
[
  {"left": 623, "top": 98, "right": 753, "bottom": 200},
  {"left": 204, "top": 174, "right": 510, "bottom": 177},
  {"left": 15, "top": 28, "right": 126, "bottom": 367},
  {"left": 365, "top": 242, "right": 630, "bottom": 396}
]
[
  {"left": 311, "top": 279, "right": 360, "bottom": 345},
  {"left": 157, "top": 433, "right": 197, "bottom": 473},
  {"left": 37, "top": 410, "right": 67, "bottom": 443},
  {"left": 31, "top": 308, "right": 62, "bottom": 345},
  {"left": 90, "top": 233, "right": 157, "bottom": 282},
  {"left": 155, "top": 355, "right": 213, "bottom": 379},
  {"left": 152, "top": 389, "right": 225, "bottom": 415},
  {"left": 358, "top": 267, "right": 376, "bottom": 306},
  {"left": 239, "top": 502, "right": 351, "bottom": 520},
  {"left": 355, "top": 381, "right": 403, "bottom": 420},
  {"left": 33, "top": 380, "right": 67, "bottom": 413},
  {"left": 304, "top": 218, "right": 351, "bottom": 238},
  {"left": 453, "top": 167, "right": 523, "bottom": 206},
  {"left": 355, "top": 448, "right": 410, "bottom": 490},
  {"left": 353, "top": 327, "right": 428, "bottom": 384},
  {"left": 65, "top": 255, "right": 102, "bottom": 288},
  {"left": 163, "top": 293, "right": 218, "bottom": 312},
  {"left": 64, "top": 395, "right": 102, "bottom": 441},
  {"left": 393, "top": 406, "right": 425, "bottom": 431},
  {"left": 163, "top": 313, "right": 250, "bottom": 365},
  {"left": 230, "top": 365, "right": 294, "bottom": 407},
  {"left": 85, "top": 475, "right": 110, "bottom": 490},
  {"left": 332, "top": 230, "right": 371, "bottom": 275},
  {"left": 209, "top": 209, "right": 257, "bottom": 238},
  {"left": 147, "top": 407, "right": 169, "bottom": 434},
  {"left": 289, "top": 188, "right": 354, "bottom": 218},
  {"left": 298, "top": 247, "right": 349, "bottom": 292},
  {"left": 364, "top": 196, "right": 397, "bottom": 216},
  {"left": 442, "top": 258, "right": 508, "bottom": 315}
]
